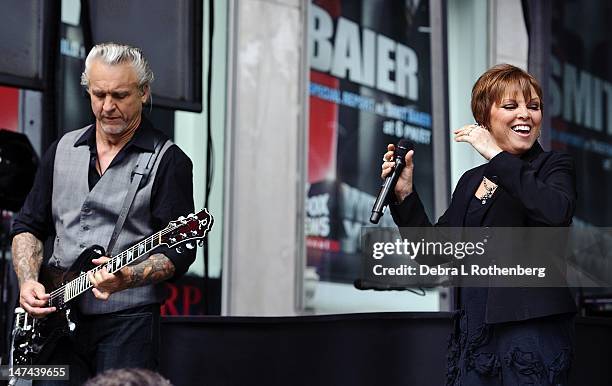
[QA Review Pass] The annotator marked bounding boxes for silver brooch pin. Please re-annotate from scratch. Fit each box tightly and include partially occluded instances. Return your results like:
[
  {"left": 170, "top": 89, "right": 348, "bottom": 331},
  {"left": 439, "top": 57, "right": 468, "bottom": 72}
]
[{"left": 481, "top": 177, "right": 497, "bottom": 205}]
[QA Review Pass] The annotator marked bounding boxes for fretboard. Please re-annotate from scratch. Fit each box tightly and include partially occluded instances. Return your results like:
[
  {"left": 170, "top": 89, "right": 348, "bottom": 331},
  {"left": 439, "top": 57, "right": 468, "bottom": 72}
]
[{"left": 52, "top": 231, "right": 163, "bottom": 307}]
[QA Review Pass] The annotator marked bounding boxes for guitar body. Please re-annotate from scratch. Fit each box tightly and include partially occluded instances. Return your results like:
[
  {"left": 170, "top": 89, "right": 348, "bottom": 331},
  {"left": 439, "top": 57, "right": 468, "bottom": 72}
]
[{"left": 11, "top": 246, "right": 103, "bottom": 366}]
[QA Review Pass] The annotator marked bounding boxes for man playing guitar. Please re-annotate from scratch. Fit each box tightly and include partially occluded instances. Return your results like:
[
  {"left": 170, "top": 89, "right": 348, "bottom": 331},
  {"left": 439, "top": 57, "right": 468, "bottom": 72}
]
[{"left": 11, "top": 42, "right": 195, "bottom": 385}]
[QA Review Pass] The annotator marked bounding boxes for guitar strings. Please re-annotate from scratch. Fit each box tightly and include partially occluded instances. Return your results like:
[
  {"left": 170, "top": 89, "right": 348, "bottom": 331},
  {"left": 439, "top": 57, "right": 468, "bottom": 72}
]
[
  {"left": 48, "top": 227, "right": 176, "bottom": 302},
  {"left": 48, "top": 216, "right": 210, "bottom": 303},
  {"left": 48, "top": 229, "right": 169, "bottom": 301},
  {"left": 47, "top": 219, "right": 208, "bottom": 304}
]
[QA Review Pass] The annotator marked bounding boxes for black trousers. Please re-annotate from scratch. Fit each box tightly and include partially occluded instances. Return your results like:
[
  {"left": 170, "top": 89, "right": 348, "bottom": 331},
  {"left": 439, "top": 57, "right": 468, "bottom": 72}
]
[{"left": 35, "top": 304, "right": 160, "bottom": 386}]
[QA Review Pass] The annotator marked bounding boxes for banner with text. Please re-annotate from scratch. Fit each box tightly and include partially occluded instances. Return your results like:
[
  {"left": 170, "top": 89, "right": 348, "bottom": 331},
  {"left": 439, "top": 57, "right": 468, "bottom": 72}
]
[{"left": 307, "top": 0, "right": 433, "bottom": 283}]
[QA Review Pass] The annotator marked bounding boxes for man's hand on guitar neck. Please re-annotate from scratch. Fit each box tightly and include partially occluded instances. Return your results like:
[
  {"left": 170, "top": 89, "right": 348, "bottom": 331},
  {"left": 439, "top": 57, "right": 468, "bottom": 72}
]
[
  {"left": 87, "top": 256, "right": 131, "bottom": 300},
  {"left": 87, "top": 253, "right": 176, "bottom": 300},
  {"left": 19, "top": 279, "right": 57, "bottom": 317}
]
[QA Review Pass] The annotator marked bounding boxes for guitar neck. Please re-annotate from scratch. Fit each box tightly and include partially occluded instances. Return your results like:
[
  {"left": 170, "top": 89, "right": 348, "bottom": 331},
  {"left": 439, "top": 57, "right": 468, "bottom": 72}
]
[
  {"left": 47, "top": 208, "right": 213, "bottom": 309},
  {"left": 52, "top": 231, "right": 164, "bottom": 306}
]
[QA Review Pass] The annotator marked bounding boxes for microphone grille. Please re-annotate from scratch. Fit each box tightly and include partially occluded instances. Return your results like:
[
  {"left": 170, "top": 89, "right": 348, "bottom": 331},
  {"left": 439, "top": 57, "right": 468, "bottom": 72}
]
[{"left": 395, "top": 139, "right": 414, "bottom": 157}]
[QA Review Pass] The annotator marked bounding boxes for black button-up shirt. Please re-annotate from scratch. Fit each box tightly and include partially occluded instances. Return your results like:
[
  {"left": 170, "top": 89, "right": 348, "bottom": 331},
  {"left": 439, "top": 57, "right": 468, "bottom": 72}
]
[{"left": 11, "top": 117, "right": 196, "bottom": 279}]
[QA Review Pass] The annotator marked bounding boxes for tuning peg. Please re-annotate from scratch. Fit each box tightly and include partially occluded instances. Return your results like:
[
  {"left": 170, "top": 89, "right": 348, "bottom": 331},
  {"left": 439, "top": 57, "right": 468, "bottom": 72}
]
[
  {"left": 178, "top": 216, "right": 185, "bottom": 220},
  {"left": 198, "top": 240, "right": 204, "bottom": 247},
  {"left": 176, "top": 247, "right": 183, "bottom": 254},
  {"left": 185, "top": 243, "right": 195, "bottom": 250},
  {"left": 170, "top": 237, "right": 177, "bottom": 243}
]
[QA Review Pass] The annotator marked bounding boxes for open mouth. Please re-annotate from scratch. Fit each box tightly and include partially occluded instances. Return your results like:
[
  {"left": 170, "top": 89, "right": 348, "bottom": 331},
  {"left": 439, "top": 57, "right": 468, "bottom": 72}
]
[{"left": 511, "top": 124, "right": 532, "bottom": 137}]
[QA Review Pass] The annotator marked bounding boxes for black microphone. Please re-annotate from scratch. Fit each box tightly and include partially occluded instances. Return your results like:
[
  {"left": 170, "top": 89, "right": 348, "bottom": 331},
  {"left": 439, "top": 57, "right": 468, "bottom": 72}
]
[
  {"left": 370, "top": 139, "right": 413, "bottom": 224},
  {"left": 353, "top": 279, "right": 422, "bottom": 291}
]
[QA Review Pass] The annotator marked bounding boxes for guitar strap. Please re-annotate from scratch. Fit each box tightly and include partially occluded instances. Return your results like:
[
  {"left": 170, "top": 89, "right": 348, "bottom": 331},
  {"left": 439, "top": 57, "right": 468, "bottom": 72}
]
[{"left": 106, "top": 138, "right": 168, "bottom": 256}]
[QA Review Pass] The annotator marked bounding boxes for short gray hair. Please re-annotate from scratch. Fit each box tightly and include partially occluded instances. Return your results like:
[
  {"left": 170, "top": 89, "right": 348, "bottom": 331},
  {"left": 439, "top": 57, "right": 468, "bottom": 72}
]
[{"left": 80, "top": 42, "right": 154, "bottom": 95}]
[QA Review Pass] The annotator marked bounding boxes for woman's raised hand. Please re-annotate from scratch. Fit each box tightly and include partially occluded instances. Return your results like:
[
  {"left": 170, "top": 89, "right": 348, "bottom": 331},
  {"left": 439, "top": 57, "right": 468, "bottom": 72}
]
[{"left": 454, "top": 123, "right": 503, "bottom": 160}]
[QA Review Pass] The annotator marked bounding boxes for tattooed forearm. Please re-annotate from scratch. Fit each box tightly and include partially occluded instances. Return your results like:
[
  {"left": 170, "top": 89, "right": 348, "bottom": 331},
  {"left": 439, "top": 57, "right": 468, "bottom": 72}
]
[
  {"left": 12, "top": 232, "right": 44, "bottom": 286},
  {"left": 123, "top": 253, "right": 175, "bottom": 288}
]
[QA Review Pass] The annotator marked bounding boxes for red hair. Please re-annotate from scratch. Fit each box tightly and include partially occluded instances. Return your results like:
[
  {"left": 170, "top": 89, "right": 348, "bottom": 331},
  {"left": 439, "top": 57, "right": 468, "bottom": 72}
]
[{"left": 471, "top": 64, "right": 543, "bottom": 127}]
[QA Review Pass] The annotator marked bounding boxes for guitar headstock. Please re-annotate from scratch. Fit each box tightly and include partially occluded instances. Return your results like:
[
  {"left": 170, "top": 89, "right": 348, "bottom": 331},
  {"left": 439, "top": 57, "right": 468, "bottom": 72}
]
[{"left": 160, "top": 209, "right": 214, "bottom": 250}]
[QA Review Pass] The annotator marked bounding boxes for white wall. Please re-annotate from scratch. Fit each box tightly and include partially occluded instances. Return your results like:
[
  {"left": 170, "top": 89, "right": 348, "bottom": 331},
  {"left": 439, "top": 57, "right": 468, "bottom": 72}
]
[
  {"left": 447, "top": 0, "right": 490, "bottom": 187},
  {"left": 489, "top": 0, "right": 529, "bottom": 68},
  {"left": 222, "top": 0, "right": 307, "bottom": 316}
]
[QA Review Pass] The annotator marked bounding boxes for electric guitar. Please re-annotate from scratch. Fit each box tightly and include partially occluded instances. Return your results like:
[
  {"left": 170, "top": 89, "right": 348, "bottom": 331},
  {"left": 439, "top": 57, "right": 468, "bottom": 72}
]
[{"left": 9, "top": 209, "right": 214, "bottom": 369}]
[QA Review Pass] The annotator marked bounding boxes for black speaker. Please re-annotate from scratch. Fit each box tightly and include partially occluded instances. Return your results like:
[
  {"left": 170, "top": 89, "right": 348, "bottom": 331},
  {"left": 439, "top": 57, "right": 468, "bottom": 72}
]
[{"left": 0, "top": 129, "right": 38, "bottom": 212}]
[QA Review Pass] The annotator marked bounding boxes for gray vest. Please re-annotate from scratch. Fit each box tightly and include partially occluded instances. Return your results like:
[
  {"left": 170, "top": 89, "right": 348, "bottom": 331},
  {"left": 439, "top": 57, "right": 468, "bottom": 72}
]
[{"left": 51, "top": 126, "right": 172, "bottom": 314}]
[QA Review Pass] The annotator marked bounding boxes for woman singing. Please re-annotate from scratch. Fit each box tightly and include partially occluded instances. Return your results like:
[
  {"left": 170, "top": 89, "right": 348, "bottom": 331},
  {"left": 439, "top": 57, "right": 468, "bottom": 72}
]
[{"left": 382, "top": 64, "right": 576, "bottom": 385}]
